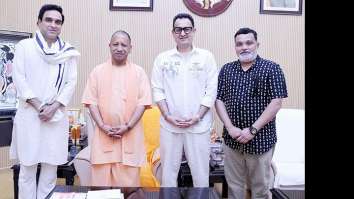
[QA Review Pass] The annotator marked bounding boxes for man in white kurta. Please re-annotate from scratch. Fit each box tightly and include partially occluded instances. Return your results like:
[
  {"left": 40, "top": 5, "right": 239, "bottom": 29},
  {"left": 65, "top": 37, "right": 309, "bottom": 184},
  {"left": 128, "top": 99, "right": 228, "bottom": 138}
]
[
  {"left": 9, "top": 4, "right": 79, "bottom": 199},
  {"left": 151, "top": 13, "right": 218, "bottom": 187}
]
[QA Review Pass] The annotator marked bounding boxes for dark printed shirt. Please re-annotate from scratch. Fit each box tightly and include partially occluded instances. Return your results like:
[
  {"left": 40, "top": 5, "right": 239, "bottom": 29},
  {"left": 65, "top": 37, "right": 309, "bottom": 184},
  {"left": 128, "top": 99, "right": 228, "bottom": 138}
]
[{"left": 217, "top": 56, "right": 288, "bottom": 154}]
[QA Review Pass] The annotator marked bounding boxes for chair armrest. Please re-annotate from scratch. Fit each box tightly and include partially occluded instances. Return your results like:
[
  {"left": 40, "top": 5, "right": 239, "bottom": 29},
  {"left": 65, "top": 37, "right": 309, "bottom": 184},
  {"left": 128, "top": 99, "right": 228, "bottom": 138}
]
[
  {"left": 74, "top": 146, "right": 91, "bottom": 161},
  {"left": 72, "top": 146, "right": 92, "bottom": 186}
]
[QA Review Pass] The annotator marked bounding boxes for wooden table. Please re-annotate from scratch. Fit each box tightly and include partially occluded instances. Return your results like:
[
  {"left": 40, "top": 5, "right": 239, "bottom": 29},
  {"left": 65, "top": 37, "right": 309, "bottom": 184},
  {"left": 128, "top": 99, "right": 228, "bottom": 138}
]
[{"left": 46, "top": 185, "right": 222, "bottom": 199}]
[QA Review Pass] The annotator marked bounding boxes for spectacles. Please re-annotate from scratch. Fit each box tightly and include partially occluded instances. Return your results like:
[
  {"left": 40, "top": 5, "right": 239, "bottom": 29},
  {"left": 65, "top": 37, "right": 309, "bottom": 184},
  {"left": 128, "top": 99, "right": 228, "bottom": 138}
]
[{"left": 173, "top": 27, "right": 193, "bottom": 34}]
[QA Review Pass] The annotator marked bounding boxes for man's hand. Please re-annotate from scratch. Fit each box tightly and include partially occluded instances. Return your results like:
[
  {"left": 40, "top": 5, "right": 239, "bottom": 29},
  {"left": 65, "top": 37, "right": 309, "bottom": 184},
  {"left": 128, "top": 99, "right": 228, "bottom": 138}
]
[
  {"left": 100, "top": 124, "right": 113, "bottom": 134},
  {"left": 165, "top": 115, "right": 192, "bottom": 128},
  {"left": 38, "top": 102, "right": 62, "bottom": 122},
  {"left": 99, "top": 124, "right": 119, "bottom": 138},
  {"left": 26, "top": 98, "right": 42, "bottom": 112},
  {"left": 226, "top": 125, "right": 242, "bottom": 139},
  {"left": 236, "top": 128, "right": 255, "bottom": 144},
  {"left": 173, "top": 114, "right": 201, "bottom": 128},
  {"left": 110, "top": 124, "right": 130, "bottom": 138}
]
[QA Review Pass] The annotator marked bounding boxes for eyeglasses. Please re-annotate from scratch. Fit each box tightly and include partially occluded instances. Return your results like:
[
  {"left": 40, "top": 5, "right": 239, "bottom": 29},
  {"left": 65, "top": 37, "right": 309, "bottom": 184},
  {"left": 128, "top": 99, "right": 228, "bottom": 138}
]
[{"left": 173, "top": 27, "right": 193, "bottom": 34}]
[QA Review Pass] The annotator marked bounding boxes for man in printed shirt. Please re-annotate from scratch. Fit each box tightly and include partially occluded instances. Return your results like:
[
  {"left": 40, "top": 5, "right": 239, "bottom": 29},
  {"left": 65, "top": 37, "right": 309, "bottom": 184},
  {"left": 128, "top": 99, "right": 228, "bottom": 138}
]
[
  {"left": 82, "top": 30, "right": 152, "bottom": 187},
  {"left": 10, "top": 4, "right": 79, "bottom": 199},
  {"left": 151, "top": 13, "right": 218, "bottom": 188},
  {"left": 215, "top": 27, "right": 288, "bottom": 199}
]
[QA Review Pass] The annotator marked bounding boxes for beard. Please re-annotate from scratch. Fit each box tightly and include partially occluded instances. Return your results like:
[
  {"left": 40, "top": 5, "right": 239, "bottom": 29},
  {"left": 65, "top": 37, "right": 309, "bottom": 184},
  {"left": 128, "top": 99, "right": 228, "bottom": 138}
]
[{"left": 239, "top": 51, "right": 257, "bottom": 63}]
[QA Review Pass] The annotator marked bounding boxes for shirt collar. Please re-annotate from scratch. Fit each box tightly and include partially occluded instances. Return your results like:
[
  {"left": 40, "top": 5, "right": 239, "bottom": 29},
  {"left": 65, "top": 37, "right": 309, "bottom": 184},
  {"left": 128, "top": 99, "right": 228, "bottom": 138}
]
[{"left": 171, "top": 46, "right": 198, "bottom": 57}]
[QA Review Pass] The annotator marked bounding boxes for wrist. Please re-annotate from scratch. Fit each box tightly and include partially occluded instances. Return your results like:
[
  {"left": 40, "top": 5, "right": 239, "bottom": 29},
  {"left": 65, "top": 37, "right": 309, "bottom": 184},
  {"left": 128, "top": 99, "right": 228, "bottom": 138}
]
[
  {"left": 195, "top": 114, "right": 201, "bottom": 122},
  {"left": 51, "top": 101, "right": 62, "bottom": 109},
  {"left": 26, "top": 98, "right": 36, "bottom": 104},
  {"left": 163, "top": 112, "right": 170, "bottom": 120},
  {"left": 225, "top": 124, "right": 233, "bottom": 130},
  {"left": 98, "top": 123, "right": 105, "bottom": 129},
  {"left": 125, "top": 122, "right": 132, "bottom": 131},
  {"left": 27, "top": 98, "right": 40, "bottom": 109}
]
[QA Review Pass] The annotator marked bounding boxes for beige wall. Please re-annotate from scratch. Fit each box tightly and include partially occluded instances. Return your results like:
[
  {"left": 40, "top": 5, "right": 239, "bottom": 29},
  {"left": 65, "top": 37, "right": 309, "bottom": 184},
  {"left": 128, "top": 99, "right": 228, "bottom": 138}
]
[{"left": 1, "top": 0, "right": 304, "bottom": 122}]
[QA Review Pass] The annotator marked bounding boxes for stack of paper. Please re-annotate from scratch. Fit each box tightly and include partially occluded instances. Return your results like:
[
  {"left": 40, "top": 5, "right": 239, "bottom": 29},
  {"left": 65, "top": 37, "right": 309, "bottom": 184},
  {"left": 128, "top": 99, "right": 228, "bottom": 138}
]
[
  {"left": 50, "top": 192, "right": 87, "bottom": 199},
  {"left": 86, "top": 189, "right": 124, "bottom": 199}
]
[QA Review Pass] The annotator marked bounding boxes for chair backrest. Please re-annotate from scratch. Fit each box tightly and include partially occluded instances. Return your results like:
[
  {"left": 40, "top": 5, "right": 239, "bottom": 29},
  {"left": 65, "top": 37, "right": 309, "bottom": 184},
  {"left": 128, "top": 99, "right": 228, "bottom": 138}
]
[
  {"left": 142, "top": 106, "right": 161, "bottom": 160},
  {"left": 72, "top": 108, "right": 95, "bottom": 186},
  {"left": 83, "top": 108, "right": 96, "bottom": 146},
  {"left": 140, "top": 106, "right": 162, "bottom": 187},
  {"left": 273, "top": 108, "right": 305, "bottom": 164}
]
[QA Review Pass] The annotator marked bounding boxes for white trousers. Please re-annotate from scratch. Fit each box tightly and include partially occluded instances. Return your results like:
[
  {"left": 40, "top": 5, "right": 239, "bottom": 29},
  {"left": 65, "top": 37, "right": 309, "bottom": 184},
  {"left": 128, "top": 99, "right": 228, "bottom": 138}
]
[
  {"left": 19, "top": 163, "right": 57, "bottom": 199},
  {"left": 160, "top": 127, "right": 210, "bottom": 187}
]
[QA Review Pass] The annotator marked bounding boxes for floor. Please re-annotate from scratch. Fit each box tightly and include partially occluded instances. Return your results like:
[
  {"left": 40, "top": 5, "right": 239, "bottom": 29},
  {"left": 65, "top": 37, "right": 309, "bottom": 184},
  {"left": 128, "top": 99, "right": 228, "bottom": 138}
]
[
  {"left": 0, "top": 168, "right": 224, "bottom": 199},
  {"left": 0, "top": 168, "right": 14, "bottom": 199}
]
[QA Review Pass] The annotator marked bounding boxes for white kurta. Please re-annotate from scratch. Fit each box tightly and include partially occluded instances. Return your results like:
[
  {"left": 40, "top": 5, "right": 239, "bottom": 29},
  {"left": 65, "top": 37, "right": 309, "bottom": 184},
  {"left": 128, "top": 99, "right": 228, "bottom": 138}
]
[{"left": 10, "top": 38, "right": 77, "bottom": 166}]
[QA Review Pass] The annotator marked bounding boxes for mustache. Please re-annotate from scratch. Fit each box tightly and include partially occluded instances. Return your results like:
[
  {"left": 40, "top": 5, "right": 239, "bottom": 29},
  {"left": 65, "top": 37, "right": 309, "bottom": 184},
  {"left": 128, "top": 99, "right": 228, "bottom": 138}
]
[
  {"left": 240, "top": 51, "right": 251, "bottom": 55},
  {"left": 113, "top": 51, "right": 126, "bottom": 54}
]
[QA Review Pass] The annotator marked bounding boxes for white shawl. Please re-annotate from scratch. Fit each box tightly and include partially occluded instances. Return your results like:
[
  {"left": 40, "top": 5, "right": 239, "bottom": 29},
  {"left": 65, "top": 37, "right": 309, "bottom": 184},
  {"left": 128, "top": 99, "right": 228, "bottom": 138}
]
[
  {"left": 34, "top": 30, "right": 80, "bottom": 65},
  {"left": 35, "top": 30, "right": 80, "bottom": 122}
]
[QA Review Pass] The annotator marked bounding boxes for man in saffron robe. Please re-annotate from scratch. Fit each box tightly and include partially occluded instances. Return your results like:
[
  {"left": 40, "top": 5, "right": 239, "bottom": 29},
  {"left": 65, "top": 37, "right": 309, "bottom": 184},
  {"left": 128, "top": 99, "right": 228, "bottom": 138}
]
[{"left": 82, "top": 30, "right": 152, "bottom": 186}]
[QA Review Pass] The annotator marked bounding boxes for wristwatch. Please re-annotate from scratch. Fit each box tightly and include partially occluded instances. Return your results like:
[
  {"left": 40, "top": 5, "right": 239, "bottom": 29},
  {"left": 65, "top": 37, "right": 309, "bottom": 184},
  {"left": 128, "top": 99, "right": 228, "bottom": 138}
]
[{"left": 249, "top": 125, "right": 258, "bottom": 136}]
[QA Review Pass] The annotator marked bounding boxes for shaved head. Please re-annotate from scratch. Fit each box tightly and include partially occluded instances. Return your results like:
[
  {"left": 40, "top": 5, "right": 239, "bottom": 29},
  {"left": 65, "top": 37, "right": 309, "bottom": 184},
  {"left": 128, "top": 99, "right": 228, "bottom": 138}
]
[
  {"left": 109, "top": 30, "right": 132, "bottom": 66},
  {"left": 110, "top": 30, "right": 131, "bottom": 44}
]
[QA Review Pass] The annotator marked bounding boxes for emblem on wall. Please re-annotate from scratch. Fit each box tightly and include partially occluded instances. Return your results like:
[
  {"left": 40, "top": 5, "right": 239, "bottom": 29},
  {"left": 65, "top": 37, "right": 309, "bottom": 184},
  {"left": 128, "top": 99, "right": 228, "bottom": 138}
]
[{"left": 183, "top": 0, "right": 233, "bottom": 17}]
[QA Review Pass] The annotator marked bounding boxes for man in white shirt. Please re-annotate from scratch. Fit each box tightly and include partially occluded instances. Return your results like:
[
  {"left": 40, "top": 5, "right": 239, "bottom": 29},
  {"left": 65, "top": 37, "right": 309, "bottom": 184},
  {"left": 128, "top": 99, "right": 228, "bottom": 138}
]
[
  {"left": 151, "top": 13, "right": 218, "bottom": 187},
  {"left": 10, "top": 4, "right": 79, "bottom": 199}
]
